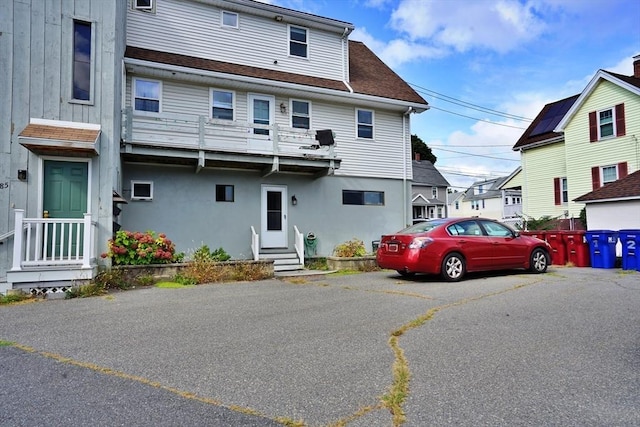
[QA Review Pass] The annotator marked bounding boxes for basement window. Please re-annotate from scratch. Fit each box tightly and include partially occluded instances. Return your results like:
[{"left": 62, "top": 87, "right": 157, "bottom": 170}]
[{"left": 131, "top": 181, "right": 153, "bottom": 201}]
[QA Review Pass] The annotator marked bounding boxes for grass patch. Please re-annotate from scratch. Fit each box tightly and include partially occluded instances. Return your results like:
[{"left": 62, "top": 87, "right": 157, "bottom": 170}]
[
  {"left": 0, "top": 340, "right": 15, "bottom": 346},
  {"left": 155, "top": 281, "right": 194, "bottom": 289},
  {"left": 0, "top": 293, "right": 35, "bottom": 305}
]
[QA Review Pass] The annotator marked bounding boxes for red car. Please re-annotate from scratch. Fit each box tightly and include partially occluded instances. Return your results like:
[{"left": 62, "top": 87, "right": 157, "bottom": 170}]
[{"left": 376, "top": 217, "right": 551, "bottom": 281}]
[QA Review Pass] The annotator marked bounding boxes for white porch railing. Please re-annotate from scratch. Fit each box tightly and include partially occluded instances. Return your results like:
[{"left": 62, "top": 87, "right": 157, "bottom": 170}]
[
  {"left": 11, "top": 209, "right": 96, "bottom": 271},
  {"left": 250, "top": 226, "right": 259, "bottom": 261},
  {"left": 294, "top": 226, "right": 304, "bottom": 265},
  {"left": 122, "top": 107, "right": 336, "bottom": 160},
  {"left": 503, "top": 204, "right": 522, "bottom": 218}
]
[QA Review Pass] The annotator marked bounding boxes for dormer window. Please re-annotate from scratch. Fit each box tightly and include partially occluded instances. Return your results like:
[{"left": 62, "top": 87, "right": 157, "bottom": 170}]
[
  {"left": 289, "top": 26, "right": 308, "bottom": 58},
  {"left": 221, "top": 11, "right": 238, "bottom": 28}
]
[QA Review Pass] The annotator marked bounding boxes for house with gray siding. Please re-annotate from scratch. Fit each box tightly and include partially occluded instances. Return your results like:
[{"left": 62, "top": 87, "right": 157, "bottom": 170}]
[
  {"left": 411, "top": 157, "right": 450, "bottom": 221},
  {"left": 1, "top": 0, "right": 428, "bottom": 293}
]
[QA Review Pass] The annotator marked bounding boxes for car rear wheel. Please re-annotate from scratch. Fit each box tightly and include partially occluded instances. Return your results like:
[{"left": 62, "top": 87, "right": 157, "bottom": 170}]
[
  {"left": 441, "top": 253, "right": 465, "bottom": 282},
  {"left": 529, "top": 248, "right": 549, "bottom": 273}
]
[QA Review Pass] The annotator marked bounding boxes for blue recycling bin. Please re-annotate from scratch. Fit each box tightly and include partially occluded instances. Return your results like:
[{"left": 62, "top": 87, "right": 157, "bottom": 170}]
[
  {"left": 585, "top": 230, "right": 618, "bottom": 269},
  {"left": 619, "top": 230, "right": 640, "bottom": 271}
]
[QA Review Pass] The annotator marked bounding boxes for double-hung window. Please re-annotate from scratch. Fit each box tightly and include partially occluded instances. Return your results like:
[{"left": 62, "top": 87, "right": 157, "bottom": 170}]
[
  {"left": 601, "top": 165, "right": 618, "bottom": 185},
  {"left": 72, "top": 20, "right": 93, "bottom": 102},
  {"left": 289, "top": 26, "right": 308, "bottom": 58},
  {"left": 589, "top": 104, "right": 625, "bottom": 141},
  {"left": 356, "top": 109, "right": 374, "bottom": 139},
  {"left": 133, "top": 78, "right": 161, "bottom": 113},
  {"left": 211, "top": 89, "right": 234, "bottom": 120},
  {"left": 431, "top": 187, "right": 438, "bottom": 198},
  {"left": 553, "top": 177, "right": 569, "bottom": 205},
  {"left": 291, "top": 100, "right": 310, "bottom": 129},
  {"left": 590, "top": 162, "right": 628, "bottom": 189}
]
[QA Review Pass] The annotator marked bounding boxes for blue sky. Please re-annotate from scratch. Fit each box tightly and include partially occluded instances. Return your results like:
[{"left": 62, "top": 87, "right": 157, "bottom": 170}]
[{"left": 269, "top": 0, "right": 640, "bottom": 189}]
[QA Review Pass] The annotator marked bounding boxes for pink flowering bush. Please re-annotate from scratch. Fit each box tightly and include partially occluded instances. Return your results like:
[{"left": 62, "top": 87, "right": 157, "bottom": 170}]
[{"left": 101, "top": 230, "right": 184, "bottom": 265}]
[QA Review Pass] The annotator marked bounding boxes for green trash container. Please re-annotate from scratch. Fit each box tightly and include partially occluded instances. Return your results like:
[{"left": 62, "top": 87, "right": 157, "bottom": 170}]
[{"left": 304, "top": 232, "right": 318, "bottom": 257}]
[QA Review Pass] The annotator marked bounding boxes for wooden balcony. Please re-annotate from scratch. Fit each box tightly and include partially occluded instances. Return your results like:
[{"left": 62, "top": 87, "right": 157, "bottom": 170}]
[{"left": 121, "top": 107, "right": 340, "bottom": 176}]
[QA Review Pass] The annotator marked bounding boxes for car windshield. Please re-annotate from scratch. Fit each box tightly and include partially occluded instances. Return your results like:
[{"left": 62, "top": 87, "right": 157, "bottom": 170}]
[{"left": 399, "top": 219, "right": 447, "bottom": 234}]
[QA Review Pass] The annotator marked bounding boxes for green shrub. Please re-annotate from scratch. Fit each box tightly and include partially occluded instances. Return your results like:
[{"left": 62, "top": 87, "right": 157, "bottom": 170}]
[
  {"left": 0, "top": 293, "right": 33, "bottom": 305},
  {"left": 333, "top": 238, "right": 367, "bottom": 257},
  {"left": 192, "top": 245, "right": 231, "bottom": 262},
  {"left": 101, "top": 230, "right": 184, "bottom": 265}
]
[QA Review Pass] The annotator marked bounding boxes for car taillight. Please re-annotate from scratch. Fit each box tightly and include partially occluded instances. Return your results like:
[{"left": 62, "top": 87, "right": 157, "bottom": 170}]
[{"left": 408, "top": 237, "right": 433, "bottom": 249}]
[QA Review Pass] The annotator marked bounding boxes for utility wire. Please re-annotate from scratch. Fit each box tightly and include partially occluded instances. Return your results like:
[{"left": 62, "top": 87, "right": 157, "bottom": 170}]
[
  {"left": 426, "top": 105, "right": 529, "bottom": 130},
  {"left": 411, "top": 83, "right": 533, "bottom": 122},
  {"left": 434, "top": 146, "right": 521, "bottom": 162}
]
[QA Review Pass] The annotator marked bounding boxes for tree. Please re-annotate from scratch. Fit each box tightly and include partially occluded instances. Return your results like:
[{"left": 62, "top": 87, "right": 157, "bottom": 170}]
[{"left": 411, "top": 134, "right": 437, "bottom": 164}]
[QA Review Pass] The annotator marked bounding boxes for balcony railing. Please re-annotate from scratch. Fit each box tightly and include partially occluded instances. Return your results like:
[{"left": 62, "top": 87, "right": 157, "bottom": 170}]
[
  {"left": 122, "top": 107, "right": 336, "bottom": 161},
  {"left": 11, "top": 209, "right": 96, "bottom": 271},
  {"left": 503, "top": 204, "right": 522, "bottom": 218}
]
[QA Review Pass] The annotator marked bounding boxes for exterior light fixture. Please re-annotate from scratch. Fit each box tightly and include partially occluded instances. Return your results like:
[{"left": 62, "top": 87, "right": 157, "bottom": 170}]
[
  {"left": 291, "top": 195, "right": 297, "bottom": 205},
  {"left": 280, "top": 103, "right": 287, "bottom": 113}
]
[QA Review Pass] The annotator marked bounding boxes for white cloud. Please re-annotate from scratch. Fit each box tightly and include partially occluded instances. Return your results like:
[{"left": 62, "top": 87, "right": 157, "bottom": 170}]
[{"left": 389, "top": 0, "right": 547, "bottom": 53}]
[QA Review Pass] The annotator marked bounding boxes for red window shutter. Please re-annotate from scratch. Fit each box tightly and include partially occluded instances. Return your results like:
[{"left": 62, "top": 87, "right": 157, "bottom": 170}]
[
  {"left": 553, "top": 177, "right": 561, "bottom": 205},
  {"left": 591, "top": 166, "right": 600, "bottom": 190},
  {"left": 615, "top": 104, "right": 626, "bottom": 137},
  {"left": 618, "top": 162, "right": 628, "bottom": 178},
  {"left": 588, "top": 111, "right": 598, "bottom": 142}
]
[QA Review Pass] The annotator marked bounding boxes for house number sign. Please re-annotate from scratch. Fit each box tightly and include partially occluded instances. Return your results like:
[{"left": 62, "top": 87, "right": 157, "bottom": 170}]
[{"left": 0, "top": 182, "right": 9, "bottom": 189}]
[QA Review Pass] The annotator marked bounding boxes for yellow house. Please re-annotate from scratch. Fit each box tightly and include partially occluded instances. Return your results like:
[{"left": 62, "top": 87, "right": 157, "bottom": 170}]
[{"left": 513, "top": 56, "right": 640, "bottom": 226}]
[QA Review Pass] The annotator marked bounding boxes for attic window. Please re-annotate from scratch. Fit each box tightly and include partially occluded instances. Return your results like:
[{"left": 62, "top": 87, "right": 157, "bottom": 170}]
[
  {"left": 289, "top": 26, "right": 308, "bottom": 58},
  {"left": 221, "top": 11, "right": 238, "bottom": 28}
]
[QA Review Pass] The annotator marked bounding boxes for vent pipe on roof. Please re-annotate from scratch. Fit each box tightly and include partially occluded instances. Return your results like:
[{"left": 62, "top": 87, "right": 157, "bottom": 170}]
[{"left": 634, "top": 54, "right": 640, "bottom": 78}]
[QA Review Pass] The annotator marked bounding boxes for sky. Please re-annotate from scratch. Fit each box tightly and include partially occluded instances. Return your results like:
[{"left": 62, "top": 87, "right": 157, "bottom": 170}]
[{"left": 264, "top": 0, "right": 640, "bottom": 190}]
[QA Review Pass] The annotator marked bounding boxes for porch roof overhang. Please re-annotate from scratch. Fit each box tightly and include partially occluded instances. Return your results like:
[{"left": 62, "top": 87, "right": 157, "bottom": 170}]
[
  {"left": 121, "top": 143, "right": 341, "bottom": 177},
  {"left": 18, "top": 119, "right": 100, "bottom": 157}
]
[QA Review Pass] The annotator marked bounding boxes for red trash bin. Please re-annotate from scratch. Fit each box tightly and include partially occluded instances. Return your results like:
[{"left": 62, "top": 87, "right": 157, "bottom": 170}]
[
  {"left": 562, "top": 230, "right": 590, "bottom": 267},
  {"left": 546, "top": 231, "right": 567, "bottom": 265},
  {"left": 521, "top": 230, "right": 546, "bottom": 241}
]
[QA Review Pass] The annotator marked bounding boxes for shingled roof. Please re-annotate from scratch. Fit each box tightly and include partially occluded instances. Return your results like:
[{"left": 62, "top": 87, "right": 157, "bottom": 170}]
[
  {"left": 412, "top": 160, "right": 450, "bottom": 187},
  {"left": 574, "top": 169, "right": 640, "bottom": 202},
  {"left": 512, "top": 94, "right": 578, "bottom": 150},
  {"left": 125, "top": 40, "right": 427, "bottom": 107}
]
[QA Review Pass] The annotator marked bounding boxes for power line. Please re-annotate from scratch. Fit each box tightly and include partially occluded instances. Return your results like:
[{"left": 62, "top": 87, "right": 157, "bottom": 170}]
[
  {"left": 429, "top": 143, "right": 513, "bottom": 148},
  {"left": 434, "top": 146, "right": 521, "bottom": 161},
  {"left": 426, "top": 105, "right": 529, "bottom": 130},
  {"left": 411, "top": 83, "right": 533, "bottom": 122}
]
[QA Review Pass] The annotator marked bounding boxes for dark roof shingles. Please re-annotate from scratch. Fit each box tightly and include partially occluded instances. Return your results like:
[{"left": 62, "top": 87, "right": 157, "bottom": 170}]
[
  {"left": 574, "top": 169, "right": 640, "bottom": 202},
  {"left": 512, "top": 95, "right": 578, "bottom": 150}
]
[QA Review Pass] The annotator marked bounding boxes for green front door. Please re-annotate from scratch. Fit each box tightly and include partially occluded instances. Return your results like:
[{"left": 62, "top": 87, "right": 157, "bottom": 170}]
[{"left": 43, "top": 161, "right": 88, "bottom": 257}]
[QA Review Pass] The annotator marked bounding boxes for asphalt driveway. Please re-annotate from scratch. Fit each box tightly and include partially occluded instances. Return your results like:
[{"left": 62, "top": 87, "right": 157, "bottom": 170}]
[{"left": 1, "top": 267, "right": 639, "bottom": 426}]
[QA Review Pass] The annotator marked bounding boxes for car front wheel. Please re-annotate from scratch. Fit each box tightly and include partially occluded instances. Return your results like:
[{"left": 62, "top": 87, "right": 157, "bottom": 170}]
[
  {"left": 529, "top": 248, "right": 549, "bottom": 273},
  {"left": 441, "top": 253, "right": 465, "bottom": 282}
]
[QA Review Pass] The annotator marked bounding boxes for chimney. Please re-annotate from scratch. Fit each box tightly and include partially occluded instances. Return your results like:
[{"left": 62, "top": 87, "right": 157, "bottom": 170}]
[
  {"left": 415, "top": 152, "right": 420, "bottom": 161},
  {"left": 634, "top": 54, "right": 640, "bottom": 78}
]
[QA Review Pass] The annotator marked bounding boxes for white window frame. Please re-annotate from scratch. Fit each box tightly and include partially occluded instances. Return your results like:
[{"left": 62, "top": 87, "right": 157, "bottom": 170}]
[
  {"left": 598, "top": 107, "right": 616, "bottom": 139},
  {"left": 210, "top": 88, "right": 235, "bottom": 121},
  {"left": 133, "top": 0, "right": 155, "bottom": 12},
  {"left": 221, "top": 11, "right": 238, "bottom": 28},
  {"left": 431, "top": 187, "right": 437, "bottom": 198},
  {"left": 601, "top": 165, "right": 618, "bottom": 185},
  {"left": 288, "top": 25, "right": 308, "bottom": 59},
  {"left": 561, "top": 177, "right": 569, "bottom": 204},
  {"left": 70, "top": 19, "right": 95, "bottom": 105},
  {"left": 356, "top": 108, "right": 374, "bottom": 139},
  {"left": 248, "top": 93, "right": 275, "bottom": 137},
  {"left": 132, "top": 78, "right": 162, "bottom": 114},
  {"left": 290, "top": 99, "right": 311, "bottom": 129},
  {"left": 131, "top": 181, "right": 153, "bottom": 201}
]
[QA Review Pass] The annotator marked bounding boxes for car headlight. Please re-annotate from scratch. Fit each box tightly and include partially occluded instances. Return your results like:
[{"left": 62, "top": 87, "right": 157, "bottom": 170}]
[{"left": 408, "top": 237, "right": 433, "bottom": 249}]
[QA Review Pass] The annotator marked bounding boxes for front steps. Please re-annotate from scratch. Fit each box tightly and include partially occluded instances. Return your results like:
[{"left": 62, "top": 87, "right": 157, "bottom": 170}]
[{"left": 259, "top": 252, "right": 304, "bottom": 272}]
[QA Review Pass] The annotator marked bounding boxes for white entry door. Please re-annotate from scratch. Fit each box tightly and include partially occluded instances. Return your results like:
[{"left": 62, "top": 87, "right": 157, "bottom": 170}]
[{"left": 261, "top": 185, "right": 288, "bottom": 248}]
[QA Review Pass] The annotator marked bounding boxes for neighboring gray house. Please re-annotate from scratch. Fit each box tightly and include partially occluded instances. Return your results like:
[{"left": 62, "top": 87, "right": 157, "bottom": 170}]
[
  {"left": 451, "top": 173, "right": 522, "bottom": 222},
  {"left": 411, "top": 157, "right": 450, "bottom": 221},
  {"left": 1, "top": 0, "right": 428, "bottom": 293}
]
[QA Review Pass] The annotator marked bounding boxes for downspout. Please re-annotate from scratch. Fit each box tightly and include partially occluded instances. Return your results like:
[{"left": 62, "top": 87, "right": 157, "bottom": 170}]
[
  {"left": 403, "top": 106, "right": 414, "bottom": 226},
  {"left": 341, "top": 28, "right": 354, "bottom": 93}
]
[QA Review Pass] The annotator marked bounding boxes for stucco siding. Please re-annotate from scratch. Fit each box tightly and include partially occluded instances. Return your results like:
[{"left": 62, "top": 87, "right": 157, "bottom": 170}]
[
  {"left": 121, "top": 164, "right": 407, "bottom": 257},
  {"left": 126, "top": 0, "right": 346, "bottom": 82},
  {"left": 521, "top": 142, "right": 567, "bottom": 218},
  {"left": 564, "top": 80, "right": 640, "bottom": 216}
]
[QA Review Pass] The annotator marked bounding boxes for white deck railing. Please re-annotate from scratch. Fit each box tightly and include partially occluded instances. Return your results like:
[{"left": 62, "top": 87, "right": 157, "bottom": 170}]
[
  {"left": 11, "top": 209, "right": 96, "bottom": 270},
  {"left": 122, "top": 107, "right": 336, "bottom": 160},
  {"left": 294, "top": 226, "right": 304, "bottom": 265},
  {"left": 250, "top": 226, "right": 259, "bottom": 261}
]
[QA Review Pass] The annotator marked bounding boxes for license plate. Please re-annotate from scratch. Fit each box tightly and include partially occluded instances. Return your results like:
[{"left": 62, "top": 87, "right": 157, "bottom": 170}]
[{"left": 389, "top": 243, "right": 398, "bottom": 252}]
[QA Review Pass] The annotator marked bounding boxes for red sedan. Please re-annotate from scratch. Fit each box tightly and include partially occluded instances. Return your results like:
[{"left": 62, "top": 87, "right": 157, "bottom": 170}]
[{"left": 376, "top": 217, "right": 551, "bottom": 281}]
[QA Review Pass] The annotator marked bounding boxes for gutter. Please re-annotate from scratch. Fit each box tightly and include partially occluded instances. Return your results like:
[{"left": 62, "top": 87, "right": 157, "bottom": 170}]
[{"left": 403, "top": 107, "right": 414, "bottom": 226}]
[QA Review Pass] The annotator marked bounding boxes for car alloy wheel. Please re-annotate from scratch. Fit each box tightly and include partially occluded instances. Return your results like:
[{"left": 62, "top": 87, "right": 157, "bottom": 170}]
[
  {"left": 530, "top": 248, "right": 548, "bottom": 273},
  {"left": 442, "top": 253, "right": 465, "bottom": 282}
]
